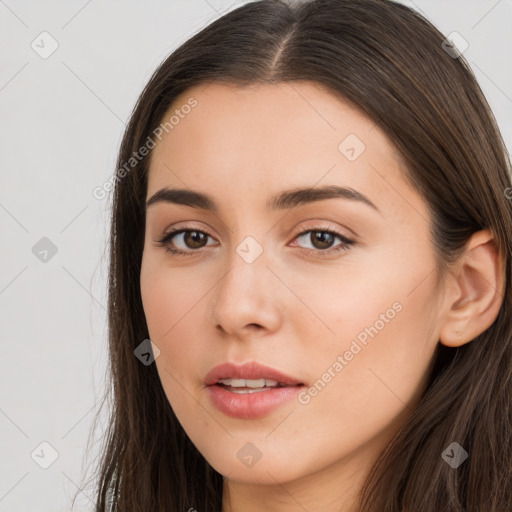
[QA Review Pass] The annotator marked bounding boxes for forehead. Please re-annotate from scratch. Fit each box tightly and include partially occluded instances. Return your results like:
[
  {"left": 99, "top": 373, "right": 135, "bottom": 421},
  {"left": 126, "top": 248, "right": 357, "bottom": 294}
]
[
  {"left": 151, "top": 80, "right": 391, "bottom": 166},
  {"left": 146, "top": 81, "right": 426, "bottom": 222}
]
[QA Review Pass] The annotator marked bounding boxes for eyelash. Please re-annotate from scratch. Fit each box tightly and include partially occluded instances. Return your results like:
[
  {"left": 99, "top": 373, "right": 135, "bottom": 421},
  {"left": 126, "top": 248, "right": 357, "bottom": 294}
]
[{"left": 156, "top": 224, "right": 355, "bottom": 258}]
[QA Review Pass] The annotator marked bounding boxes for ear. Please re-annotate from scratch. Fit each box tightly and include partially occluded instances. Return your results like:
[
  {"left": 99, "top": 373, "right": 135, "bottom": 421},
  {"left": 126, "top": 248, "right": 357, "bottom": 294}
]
[{"left": 439, "top": 229, "right": 505, "bottom": 347}]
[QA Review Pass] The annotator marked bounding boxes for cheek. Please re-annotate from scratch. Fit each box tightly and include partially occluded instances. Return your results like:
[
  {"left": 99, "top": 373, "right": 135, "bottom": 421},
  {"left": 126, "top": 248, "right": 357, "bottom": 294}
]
[
  {"left": 140, "top": 255, "right": 228, "bottom": 410},
  {"left": 140, "top": 257, "right": 204, "bottom": 388},
  {"left": 284, "top": 255, "right": 410, "bottom": 363},
  {"left": 297, "top": 299, "right": 436, "bottom": 477},
  {"left": 140, "top": 253, "right": 210, "bottom": 342},
  {"left": 295, "top": 246, "right": 438, "bottom": 434}
]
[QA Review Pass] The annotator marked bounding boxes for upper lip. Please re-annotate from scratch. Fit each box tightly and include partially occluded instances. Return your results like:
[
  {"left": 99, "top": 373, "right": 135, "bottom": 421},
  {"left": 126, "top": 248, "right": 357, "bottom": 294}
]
[{"left": 204, "top": 361, "right": 304, "bottom": 386}]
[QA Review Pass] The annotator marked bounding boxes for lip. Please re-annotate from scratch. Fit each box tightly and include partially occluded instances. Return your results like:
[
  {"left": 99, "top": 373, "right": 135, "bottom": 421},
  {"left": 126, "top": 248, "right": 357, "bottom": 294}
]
[{"left": 204, "top": 361, "right": 304, "bottom": 419}]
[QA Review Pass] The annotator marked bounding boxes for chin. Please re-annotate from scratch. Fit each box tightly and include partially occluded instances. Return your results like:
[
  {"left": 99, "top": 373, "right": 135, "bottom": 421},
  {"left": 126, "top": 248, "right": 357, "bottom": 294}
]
[{"left": 204, "top": 449, "right": 309, "bottom": 485}]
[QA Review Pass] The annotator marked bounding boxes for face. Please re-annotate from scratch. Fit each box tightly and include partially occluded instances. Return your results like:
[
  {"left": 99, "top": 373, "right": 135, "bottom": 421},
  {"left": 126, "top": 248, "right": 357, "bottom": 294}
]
[{"left": 140, "top": 81, "right": 442, "bottom": 488}]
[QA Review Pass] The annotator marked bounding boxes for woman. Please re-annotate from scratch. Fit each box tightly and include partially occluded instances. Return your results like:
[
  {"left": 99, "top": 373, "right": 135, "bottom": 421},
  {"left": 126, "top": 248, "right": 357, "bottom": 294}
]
[{"left": 94, "top": 0, "right": 512, "bottom": 510}]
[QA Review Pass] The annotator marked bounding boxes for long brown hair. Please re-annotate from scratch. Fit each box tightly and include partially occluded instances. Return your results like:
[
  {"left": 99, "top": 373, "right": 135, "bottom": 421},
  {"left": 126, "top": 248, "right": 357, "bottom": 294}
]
[{"left": 88, "top": 0, "right": 512, "bottom": 510}]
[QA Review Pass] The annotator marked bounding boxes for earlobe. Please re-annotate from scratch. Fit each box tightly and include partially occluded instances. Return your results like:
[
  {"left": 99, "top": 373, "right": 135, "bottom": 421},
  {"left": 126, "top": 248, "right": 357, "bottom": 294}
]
[{"left": 439, "top": 229, "right": 505, "bottom": 348}]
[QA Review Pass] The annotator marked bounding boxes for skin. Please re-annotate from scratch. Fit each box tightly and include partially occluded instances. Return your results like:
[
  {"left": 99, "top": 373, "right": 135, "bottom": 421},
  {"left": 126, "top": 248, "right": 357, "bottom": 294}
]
[{"left": 139, "top": 81, "right": 504, "bottom": 511}]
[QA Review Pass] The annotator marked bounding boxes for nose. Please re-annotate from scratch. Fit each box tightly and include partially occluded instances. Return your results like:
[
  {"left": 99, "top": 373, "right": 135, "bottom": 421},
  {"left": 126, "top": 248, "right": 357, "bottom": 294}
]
[{"left": 210, "top": 241, "right": 282, "bottom": 339}]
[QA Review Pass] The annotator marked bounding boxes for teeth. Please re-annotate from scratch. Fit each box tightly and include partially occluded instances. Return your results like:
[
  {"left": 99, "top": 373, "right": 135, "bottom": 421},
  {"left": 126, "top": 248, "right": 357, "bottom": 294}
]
[
  {"left": 217, "top": 378, "right": 280, "bottom": 388},
  {"left": 229, "top": 388, "right": 270, "bottom": 394}
]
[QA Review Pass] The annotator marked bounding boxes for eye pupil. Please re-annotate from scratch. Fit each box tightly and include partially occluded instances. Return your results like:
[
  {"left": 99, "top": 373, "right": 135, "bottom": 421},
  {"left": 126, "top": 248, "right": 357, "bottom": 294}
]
[{"left": 311, "top": 231, "right": 334, "bottom": 249}]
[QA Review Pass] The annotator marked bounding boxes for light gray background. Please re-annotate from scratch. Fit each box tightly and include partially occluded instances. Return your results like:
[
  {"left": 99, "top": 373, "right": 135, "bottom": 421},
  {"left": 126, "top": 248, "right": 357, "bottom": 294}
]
[{"left": 1, "top": 1, "right": 511, "bottom": 510}]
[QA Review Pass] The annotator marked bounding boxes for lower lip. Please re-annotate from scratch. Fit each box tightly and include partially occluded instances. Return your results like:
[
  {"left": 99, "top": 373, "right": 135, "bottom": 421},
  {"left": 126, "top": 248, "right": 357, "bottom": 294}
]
[{"left": 206, "top": 384, "right": 303, "bottom": 419}]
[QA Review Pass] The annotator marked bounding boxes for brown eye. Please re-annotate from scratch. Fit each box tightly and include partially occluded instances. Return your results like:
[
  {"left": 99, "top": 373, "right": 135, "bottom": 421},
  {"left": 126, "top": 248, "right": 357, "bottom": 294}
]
[
  {"left": 157, "top": 228, "right": 217, "bottom": 255},
  {"left": 183, "top": 231, "right": 209, "bottom": 249},
  {"left": 309, "top": 231, "right": 335, "bottom": 250},
  {"left": 292, "top": 227, "right": 355, "bottom": 257}
]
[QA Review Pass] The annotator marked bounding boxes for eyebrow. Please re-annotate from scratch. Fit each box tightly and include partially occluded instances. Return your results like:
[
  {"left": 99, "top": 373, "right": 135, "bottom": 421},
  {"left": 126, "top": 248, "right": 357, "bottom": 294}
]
[{"left": 145, "top": 185, "right": 380, "bottom": 214}]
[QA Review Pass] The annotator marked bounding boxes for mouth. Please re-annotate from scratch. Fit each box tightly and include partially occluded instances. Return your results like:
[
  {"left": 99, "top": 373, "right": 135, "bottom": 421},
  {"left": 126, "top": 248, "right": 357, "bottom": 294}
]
[{"left": 204, "top": 361, "right": 305, "bottom": 419}]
